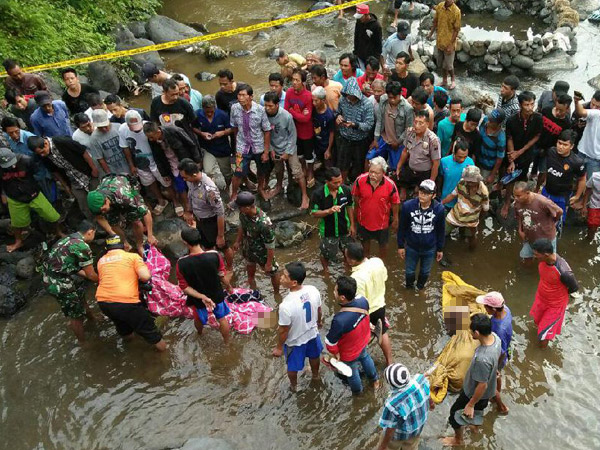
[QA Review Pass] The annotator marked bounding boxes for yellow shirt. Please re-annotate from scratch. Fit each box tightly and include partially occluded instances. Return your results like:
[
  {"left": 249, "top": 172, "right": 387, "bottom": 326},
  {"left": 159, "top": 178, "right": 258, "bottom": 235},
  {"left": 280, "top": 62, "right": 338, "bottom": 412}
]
[
  {"left": 288, "top": 53, "right": 306, "bottom": 68},
  {"left": 434, "top": 2, "right": 461, "bottom": 50},
  {"left": 351, "top": 257, "right": 388, "bottom": 314}
]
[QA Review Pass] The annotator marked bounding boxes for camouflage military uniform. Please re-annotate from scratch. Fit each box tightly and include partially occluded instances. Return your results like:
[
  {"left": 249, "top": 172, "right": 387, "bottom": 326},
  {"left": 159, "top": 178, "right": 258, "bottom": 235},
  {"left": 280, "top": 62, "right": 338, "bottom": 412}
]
[
  {"left": 42, "top": 232, "right": 94, "bottom": 318},
  {"left": 96, "top": 175, "right": 148, "bottom": 225},
  {"left": 239, "top": 208, "right": 279, "bottom": 273}
]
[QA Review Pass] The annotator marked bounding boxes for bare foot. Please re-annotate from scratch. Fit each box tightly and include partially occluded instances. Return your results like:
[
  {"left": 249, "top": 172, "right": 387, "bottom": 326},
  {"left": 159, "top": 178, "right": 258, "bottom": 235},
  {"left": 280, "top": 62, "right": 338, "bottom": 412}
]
[
  {"left": 449, "top": 82, "right": 456, "bottom": 90},
  {"left": 500, "top": 203, "right": 510, "bottom": 219},
  {"left": 440, "top": 436, "right": 464, "bottom": 447},
  {"left": 300, "top": 196, "right": 310, "bottom": 210},
  {"left": 497, "top": 403, "right": 510, "bottom": 415},
  {"left": 468, "top": 425, "right": 480, "bottom": 433},
  {"left": 6, "top": 240, "right": 24, "bottom": 253},
  {"left": 373, "top": 380, "right": 381, "bottom": 391},
  {"left": 265, "top": 186, "right": 283, "bottom": 200}
]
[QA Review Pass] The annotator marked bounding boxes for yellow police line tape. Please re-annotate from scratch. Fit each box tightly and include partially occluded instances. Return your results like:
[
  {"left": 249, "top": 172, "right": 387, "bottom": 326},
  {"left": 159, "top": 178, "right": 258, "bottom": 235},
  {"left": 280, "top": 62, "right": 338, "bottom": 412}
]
[{"left": 0, "top": 0, "right": 375, "bottom": 77}]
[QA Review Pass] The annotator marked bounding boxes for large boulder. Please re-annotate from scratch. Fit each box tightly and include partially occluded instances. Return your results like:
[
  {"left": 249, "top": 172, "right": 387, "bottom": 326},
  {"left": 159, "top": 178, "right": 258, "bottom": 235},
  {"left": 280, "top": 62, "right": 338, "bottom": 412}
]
[
  {"left": 87, "top": 61, "right": 120, "bottom": 94},
  {"left": 114, "top": 25, "right": 164, "bottom": 82},
  {"left": 153, "top": 218, "right": 192, "bottom": 260},
  {"left": 511, "top": 55, "right": 534, "bottom": 69},
  {"left": 0, "top": 284, "right": 27, "bottom": 318},
  {"left": 451, "top": 84, "right": 494, "bottom": 108},
  {"left": 15, "top": 256, "right": 36, "bottom": 279},
  {"left": 469, "top": 41, "right": 487, "bottom": 57},
  {"left": 274, "top": 221, "right": 312, "bottom": 248},
  {"left": 572, "top": 0, "right": 600, "bottom": 15},
  {"left": 531, "top": 51, "right": 577, "bottom": 73},
  {"left": 408, "top": 55, "right": 428, "bottom": 75},
  {"left": 399, "top": 1, "right": 431, "bottom": 18},
  {"left": 127, "top": 21, "right": 148, "bottom": 39},
  {"left": 146, "top": 15, "right": 202, "bottom": 47}
]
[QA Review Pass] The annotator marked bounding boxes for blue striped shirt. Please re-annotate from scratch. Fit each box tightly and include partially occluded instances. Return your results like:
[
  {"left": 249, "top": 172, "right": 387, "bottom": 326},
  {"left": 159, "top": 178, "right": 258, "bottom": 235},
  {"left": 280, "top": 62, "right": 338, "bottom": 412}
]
[{"left": 379, "top": 374, "right": 430, "bottom": 441}]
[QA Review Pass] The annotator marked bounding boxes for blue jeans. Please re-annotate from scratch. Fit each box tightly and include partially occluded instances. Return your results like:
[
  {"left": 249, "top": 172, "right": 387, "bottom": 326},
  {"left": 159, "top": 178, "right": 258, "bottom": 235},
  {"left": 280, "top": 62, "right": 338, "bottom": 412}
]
[
  {"left": 346, "top": 348, "right": 379, "bottom": 394},
  {"left": 581, "top": 153, "right": 600, "bottom": 180},
  {"left": 405, "top": 246, "right": 436, "bottom": 289}
]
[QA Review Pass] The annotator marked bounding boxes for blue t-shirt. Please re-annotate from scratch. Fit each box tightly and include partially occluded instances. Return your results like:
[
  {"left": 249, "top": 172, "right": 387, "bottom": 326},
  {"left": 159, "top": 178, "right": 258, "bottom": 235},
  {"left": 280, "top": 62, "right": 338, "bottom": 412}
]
[
  {"left": 193, "top": 108, "right": 233, "bottom": 157},
  {"left": 427, "top": 85, "right": 449, "bottom": 108},
  {"left": 436, "top": 114, "right": 466, "bottom": 157},
  {"left": 491, "top": 305, "right": 513, "bottom": 368},
  {"left": 313, "top": 108, "right": 335, "bottom": 152},
  {"left": 440, "top": 154, "right": 474, "bottom": 207},
  {"left": 478, "top": 118, "right": 506, "bottom": 171}
]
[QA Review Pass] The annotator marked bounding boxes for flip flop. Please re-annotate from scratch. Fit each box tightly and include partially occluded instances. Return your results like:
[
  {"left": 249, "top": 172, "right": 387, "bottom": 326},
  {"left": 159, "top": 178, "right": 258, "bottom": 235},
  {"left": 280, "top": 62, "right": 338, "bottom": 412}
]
[
  {"left": 174, "top": 206, "right": 185, "bottom": 217},
  {"left": 322, "top": 355, "right": 353, "bottom": 377},
  {"left": 500, "top": 169, "right": 522, "bottom": 185},
  {"left": 153, "top": 201, "right": 168, "bottom": 215},
  {"left": 454, "top": 409, "right": 484, "bottom": 426}
]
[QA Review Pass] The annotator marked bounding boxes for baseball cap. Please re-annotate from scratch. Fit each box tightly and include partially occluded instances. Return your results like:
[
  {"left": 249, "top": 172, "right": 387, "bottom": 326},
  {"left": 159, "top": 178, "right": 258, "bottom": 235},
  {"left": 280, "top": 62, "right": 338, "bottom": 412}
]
[
  {"left": 397, "top": 21, "right": 410, "bottom": 35},
  {"left": 105, "top": 234, "right": 125, "bottom": 250},
  {"left": 125, "top": 110, "right": 143, "bottom": 131},
  {"left": 91, "top": 109, "right": 110, "bottom": 127},
  {"left": 142, "top": 62, "right": 160, "bottom": 80},
  {"left": 462, "top": 165, "right": 483, "bottom": 183},
  {"left": 384, "top": 363, "right": 411, "bottom": 390},
  {"left": 235, "top": 191, "right": 255, "bottom": 207},
  {"left": 487, "top": 108, "right": 506, "bottom": 124},
  {"left": 34, "top": 91, "right": 52, "bottom": 106},
  {"left": 354, "top": 4, "right": 369, "bottom": 19},
  {"left": 419, "top": 179, "right": 436, "bottom": 193},
  {"left": 552, "top": 80, "right": 569, "bottom": 94},
  {"left": 476, "top": 291, "right": 505, "bottom": 308},
  {"left": 0, "top": 148, "right": 17, "bottom": 169}
]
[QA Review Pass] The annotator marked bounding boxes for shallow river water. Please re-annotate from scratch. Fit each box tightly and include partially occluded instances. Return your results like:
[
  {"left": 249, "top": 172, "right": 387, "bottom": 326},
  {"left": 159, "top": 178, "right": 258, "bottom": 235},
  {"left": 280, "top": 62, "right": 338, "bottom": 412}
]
[{"left": 2, "top": 1, "right": 600, "bottom": 449}]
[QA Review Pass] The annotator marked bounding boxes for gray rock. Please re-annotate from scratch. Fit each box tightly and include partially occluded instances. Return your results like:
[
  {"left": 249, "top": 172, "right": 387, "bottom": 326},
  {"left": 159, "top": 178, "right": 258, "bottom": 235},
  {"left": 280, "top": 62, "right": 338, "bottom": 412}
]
[
  {"left": 253, "top": 31, "right": 271, "bottom": 40},
  {"left": 531, "top": 51, "right": 577, "bottom": 73},
  {"left": 409, "top": 55, "right": 428, "bottom": 75},
  {"left": 520, "top": 47, "right": 533, "bottom": 57},
  {"left": 539, "top": 7, "right": 552, "bottom": 18},
  {"left": 15, "top": 256, "right": 35, "bottom": 279},
  {"left": 147, "top": 15, "right": 202, "bottom": 47},
  {"left": 512, "top": 55, "right": 534, "bottom": 69},
  {"left": 0, "top": 283, "right": 27, "bottom": 318},
  {"left": 469, "top": 41, "right": 487, "bottom": 57},
  {"left": 426, "top": 59, "right": 437, "bottom": 71},
  {"left": 274, "top": 221, "right": 311, "bottom": 248},
  {"left": 490, "top": 0, "right": 503, "bottom": 7},
  {"left": 127, "top": 21, "right": 148, "bottom": 39},
  {"left": 457, "top": 51, "right": 471, "bottom": 63},
  {"left": 186, "top": 22, "right": 210, "bottom": 33},
  {"left": 588, "top": 73, "right": 600, "bottom": 90},
  {"left": 467, "top": 57, "right": 487, "bottom": 73},
  {"left": 484, "top": 54, "right": 499, "bottom": 65},
  {"left": 230, "top": 50, "right": 253, "bottom": 58},
  {"left": 38, "top": 73, "right": 63, "bottom": 97},
  {"left": 487, "top": 64, "right": 504, "bottom": 72},
  {"left": 0, "top": 249, "right": 33, "bottom": 265},
  {"left": 501, "top": 41, "right": 515, "bottom": 53},
  {"left": 399, "top": 1, "right": 431, "bottom": 18},
  {"left": 178, "top": 437, "right": 235, "bottom": 450},
  {"left": 114, "top": 25, "right": 164, "bottom": 81},
  {"left": 153, "top": 218, "right": 188, "bottom": 248},
  {"left": 465, "top": 0, "right": 491, "bottom": 12},
  {"left": 487, "top": 41, "right": 502, "bottom": 54},
  {"left": 532, "top": 47, "right": 544, "bottom": 60},
  {"left": 324, "top": 40, "right": 337, "bottom": 49},
  {"left": 461, "top": 40, "right": 471, "bottom": 53},
  {"left": 195, "top": 71, "right": 216, "bottom": 81},
  {"left": 507, "top": 66, "right": 526, "bottom": 77},
  {"left": 493, "top": 8, "right": 513, "bottom": 20},
  {"left": 571, "top": 0, "right": 600, "bottom": 15},
  {"left": 509, "top": 46, "right": 520, "bottom": 57},
  {"left": 498, "top": 53, "right": 512, "bottom": 67},
  {"left": 87, "top": 61, "right": 120, "bottom": 94},
  {"left": 308, "top": 1, "right": 334, "bottom": 11}
]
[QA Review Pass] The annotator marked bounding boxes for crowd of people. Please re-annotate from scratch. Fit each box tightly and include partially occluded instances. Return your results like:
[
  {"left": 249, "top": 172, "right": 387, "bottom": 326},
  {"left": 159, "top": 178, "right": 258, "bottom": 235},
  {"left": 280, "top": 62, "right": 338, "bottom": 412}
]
[{"left": 0, "top": 1, "right": 594, "bottom": 447}]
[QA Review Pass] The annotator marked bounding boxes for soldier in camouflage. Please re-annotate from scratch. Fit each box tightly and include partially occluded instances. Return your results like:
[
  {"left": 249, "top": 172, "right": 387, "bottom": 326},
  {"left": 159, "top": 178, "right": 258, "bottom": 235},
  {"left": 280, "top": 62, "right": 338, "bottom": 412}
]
[
  {"left": 42, "top": 221, "right": 98, "bottom": 342},
  {"left": 86, "top": 174, "right": 158, "bottom": 255},
  {"left": 232, "top": 191, "right": 280, "bottom": 294}
]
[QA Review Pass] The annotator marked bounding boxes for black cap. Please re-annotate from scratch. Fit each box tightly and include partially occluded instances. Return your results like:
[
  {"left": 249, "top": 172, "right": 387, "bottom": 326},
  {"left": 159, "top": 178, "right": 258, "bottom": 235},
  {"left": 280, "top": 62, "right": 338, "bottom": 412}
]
[
  {"left": 105, "top": 234, "right": 125, "bottom": 250},
  {"left": 553, "top": 80, "right": 569, "bottom": 94},
  {"left": 397, "top": 21, "right": 410, "bottom": 35},
  {"left": 34, "top": 91, "right": 52, "bottom": 106},
  {"left": 235, "top": 191, "right": 255, "bottom": 207},
  {"left": 142, "top": 63, "right": 160, "bottom": 80}
]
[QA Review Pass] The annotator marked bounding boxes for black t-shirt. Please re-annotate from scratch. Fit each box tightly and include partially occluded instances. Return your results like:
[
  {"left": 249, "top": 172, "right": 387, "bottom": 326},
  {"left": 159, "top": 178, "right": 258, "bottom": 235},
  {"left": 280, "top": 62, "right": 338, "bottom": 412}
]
[
  {"left": 390, "top": 71, "right": 419, "bottom": 99},
  {"left": 310, "top": 184, "right": 353, "bottom": 238},
  {"left": 506, "top": 112, "right": 543, "bottom": 163},
  {"left": 545, "top": 147, "right": 585, "bottom": 196},
  {"left": 51, "top": 136, "right": 93, "bottom": 176},
  {"left": 176, "top": 251, "right": 226, "bottom": 309},
  {"left": 538, "top": 107, "right": 571, "bottom": 151},
  {"left": 0, "top": 155, "right": 39, "bottom": 203},
  {"left": 62, "top": 84, "right": 99, "bottom": 115},
  {"left": 452, "top": 121, "right": 482, "bottom": 159},
  {"left": 215, "top": 90, "right": 238, "bottom": 116},
  {"left": 109, "top": 108, "right": 150, "bottom": 124},
  {"left": 150, "top": 96, "right": 197, "bottom": 141}
]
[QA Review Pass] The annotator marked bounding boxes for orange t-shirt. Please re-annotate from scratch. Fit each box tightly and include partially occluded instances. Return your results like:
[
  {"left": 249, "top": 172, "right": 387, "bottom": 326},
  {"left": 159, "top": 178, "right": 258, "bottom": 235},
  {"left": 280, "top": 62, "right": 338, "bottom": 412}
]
[{"left": 96, "top": 249, "right": 146, "bottom": 303}]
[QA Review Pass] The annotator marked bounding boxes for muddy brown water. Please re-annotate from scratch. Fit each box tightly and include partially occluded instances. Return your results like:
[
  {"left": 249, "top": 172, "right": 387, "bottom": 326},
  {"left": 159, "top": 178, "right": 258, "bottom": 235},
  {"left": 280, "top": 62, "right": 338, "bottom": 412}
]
[{"left": 3, "top": 1, "right": 600, "bottom": 449}]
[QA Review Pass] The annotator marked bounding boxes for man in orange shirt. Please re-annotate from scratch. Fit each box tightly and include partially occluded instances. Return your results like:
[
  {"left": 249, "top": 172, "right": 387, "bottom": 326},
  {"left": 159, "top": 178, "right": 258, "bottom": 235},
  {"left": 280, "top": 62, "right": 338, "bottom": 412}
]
[{"left": 96, "top": 235, "right": 167, "bottom": 351}]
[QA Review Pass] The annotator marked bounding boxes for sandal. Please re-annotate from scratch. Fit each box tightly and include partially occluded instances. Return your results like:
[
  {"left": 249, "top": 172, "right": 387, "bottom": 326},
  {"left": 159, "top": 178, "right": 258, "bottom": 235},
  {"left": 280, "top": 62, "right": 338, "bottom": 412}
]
[
  {"left": 153, "top": 201, "right": 168, "bottom": 216},
  {"left": 174, "top": 205, "right": 184, "bottom": 217},
  {"left": 306, "top": 178, "right": 316, "bottom": 188}
]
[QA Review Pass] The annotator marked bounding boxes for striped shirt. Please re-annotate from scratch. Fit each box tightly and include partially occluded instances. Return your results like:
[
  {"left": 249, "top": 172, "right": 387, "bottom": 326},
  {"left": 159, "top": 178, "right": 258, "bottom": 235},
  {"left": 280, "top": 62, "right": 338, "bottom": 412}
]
[
  {"left": 446, "top": 180, "right": 489, "bottom": 227},
  {"left": 379, "top": 374, "right": 430, "bottom": 441}
]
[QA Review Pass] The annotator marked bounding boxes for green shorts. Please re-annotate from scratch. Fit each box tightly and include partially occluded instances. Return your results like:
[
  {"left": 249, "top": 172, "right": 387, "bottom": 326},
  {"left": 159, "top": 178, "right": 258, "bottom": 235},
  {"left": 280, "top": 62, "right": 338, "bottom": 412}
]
[
  {"left": 320, "top": 235, "right": 355, "bottom": 262},
  {"left": 8, "top": 194, "right": 60, "bottom": 228}
]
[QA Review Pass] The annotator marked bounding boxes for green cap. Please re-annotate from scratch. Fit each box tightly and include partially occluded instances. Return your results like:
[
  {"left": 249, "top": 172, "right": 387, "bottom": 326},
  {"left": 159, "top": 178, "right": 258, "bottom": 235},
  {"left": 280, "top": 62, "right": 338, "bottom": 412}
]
[{"left": 87, "top": 191, "right": 106, "bottom": 214}]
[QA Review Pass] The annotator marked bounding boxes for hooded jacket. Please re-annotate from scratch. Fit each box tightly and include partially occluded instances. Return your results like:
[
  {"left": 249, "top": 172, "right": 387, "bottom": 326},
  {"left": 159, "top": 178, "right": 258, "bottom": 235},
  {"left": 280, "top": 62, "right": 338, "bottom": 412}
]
[
  {"left": 337, "top": 78, "right": 375, "bottom": 141},
  {"left": 148, "top": 125, "right": 202, "bottom": 177},
  {"left": 397, "top": 198, "right": 445, "bottom": 252},
  {"left": 353, "top": 13, "right": 383, "bottom": 61},
  {"left": 375, "top": 94, "right": 414, "bottom": 145}
]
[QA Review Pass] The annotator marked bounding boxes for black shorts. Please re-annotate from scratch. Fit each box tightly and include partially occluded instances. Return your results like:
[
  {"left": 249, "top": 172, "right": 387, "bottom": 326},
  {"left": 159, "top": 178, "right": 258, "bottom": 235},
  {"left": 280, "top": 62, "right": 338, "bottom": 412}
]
[
  {"left": 197, "top": 215, "right": 228, "bottom": 250},
  {"left": 393, "top": 0, "right": 403, "bottom": 9},
  {"left": 297, "top": 137, "right": 315, "bottom": 163},
  {"left": 370, "top": 306, "right": 389, "bottom": 334},
  {"left": 336, "top": 135, "right": 369, "bottom": 174},
  {"left": 98, "top": 301, "right": 162, "bottom": 345},
  {"left": 449, "top": 390, "right": 490, "bottom": 430},
  {"left": 398, "top": 166, "right": 431, "bottom": 190},
  {"left": 358, "top": 224, "right": 390, "bottom": 246}
]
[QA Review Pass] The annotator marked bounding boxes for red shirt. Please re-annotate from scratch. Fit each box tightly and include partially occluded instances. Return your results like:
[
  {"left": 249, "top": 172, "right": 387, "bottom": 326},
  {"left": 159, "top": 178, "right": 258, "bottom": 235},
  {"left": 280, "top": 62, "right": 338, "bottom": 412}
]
[
  {"left": 351, "top": 173, "right": 400, "bottom": 231},
  {"left": 284, "top": 87, "right": 314, "bottom": 140},
  {"left": 356, "top": 72, "right": 384, "bottom": 90}
]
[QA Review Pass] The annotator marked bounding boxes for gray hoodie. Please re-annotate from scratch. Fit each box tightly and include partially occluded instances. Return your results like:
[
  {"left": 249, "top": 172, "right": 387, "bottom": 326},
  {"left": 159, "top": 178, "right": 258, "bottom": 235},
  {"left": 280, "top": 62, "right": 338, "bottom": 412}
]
[{"left": 337, "top": 77, "right": 375, "bottom": 141}]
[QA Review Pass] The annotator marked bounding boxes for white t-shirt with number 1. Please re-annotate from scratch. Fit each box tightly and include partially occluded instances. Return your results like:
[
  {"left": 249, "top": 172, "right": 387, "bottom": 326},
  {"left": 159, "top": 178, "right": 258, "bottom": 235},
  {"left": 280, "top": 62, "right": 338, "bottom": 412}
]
[{"left": 278, "top": 285, "right": 321, "bottom": 347}]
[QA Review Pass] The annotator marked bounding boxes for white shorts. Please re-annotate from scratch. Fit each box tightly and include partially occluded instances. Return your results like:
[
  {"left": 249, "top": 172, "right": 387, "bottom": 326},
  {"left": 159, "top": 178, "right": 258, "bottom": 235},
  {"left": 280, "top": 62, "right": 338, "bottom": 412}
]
[{"left": 137, "top": 166, "right": 171, "bottom": 188}]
